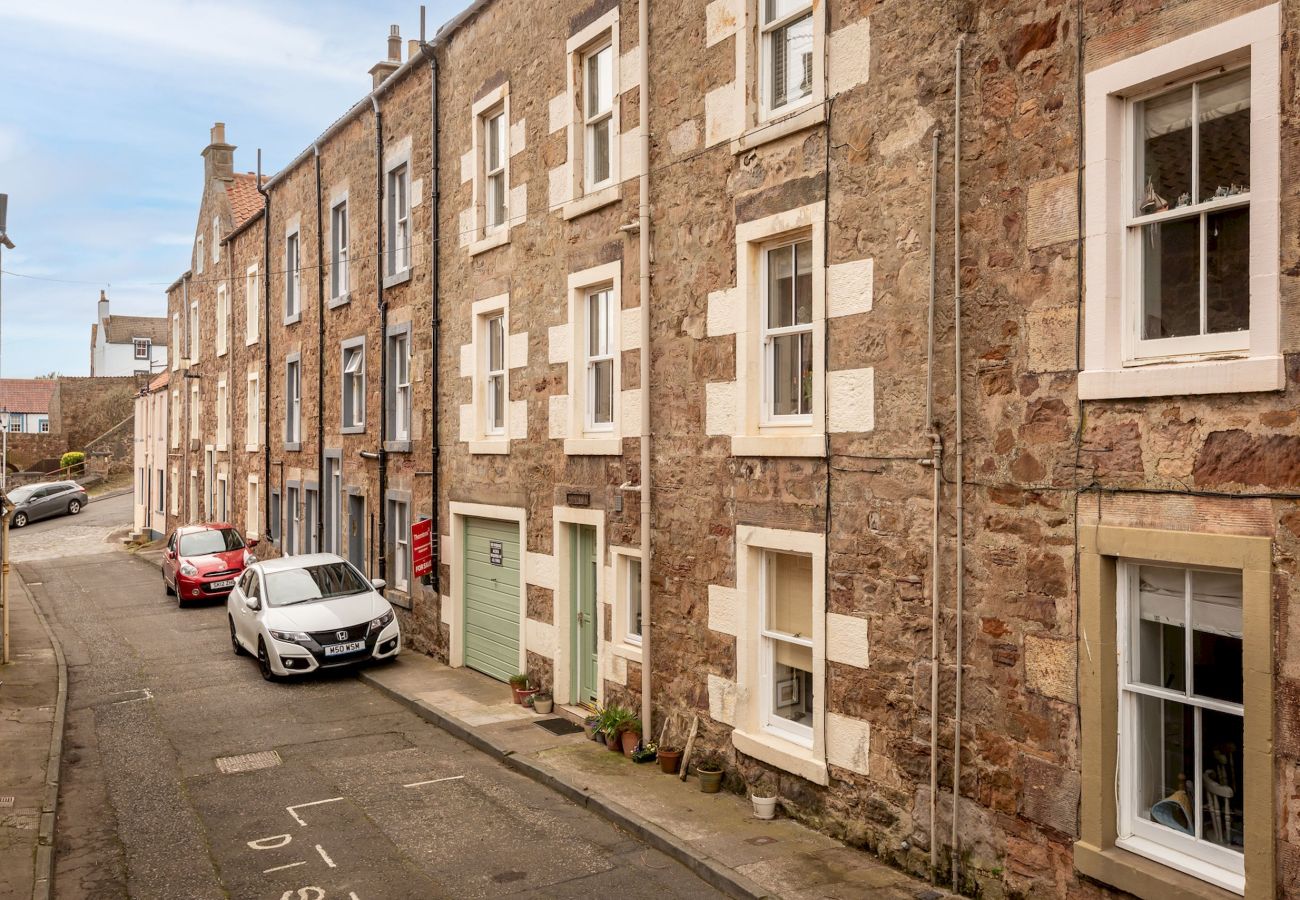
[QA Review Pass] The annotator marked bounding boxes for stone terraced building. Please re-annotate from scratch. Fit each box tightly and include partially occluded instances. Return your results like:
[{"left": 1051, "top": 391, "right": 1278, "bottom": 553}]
[{"left": 163, "top": 1, "right": 1300, "bottom": 897}]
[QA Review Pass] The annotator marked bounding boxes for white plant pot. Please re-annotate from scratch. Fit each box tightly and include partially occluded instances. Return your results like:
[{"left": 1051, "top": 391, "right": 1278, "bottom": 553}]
[{"left": 752, "top": 795, "right": 777, "bottom": 820}]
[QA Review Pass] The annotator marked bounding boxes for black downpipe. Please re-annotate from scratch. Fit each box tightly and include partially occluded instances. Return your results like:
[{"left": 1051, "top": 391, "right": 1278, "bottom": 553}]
[
  {"left": 314, "top": 148, "right": 326, "bottom": 553},
  {"left": 374, "top": 103, "right": 388, "bottom": 581},
  {"left": 427, "top": 44, "right": 441, "bottom": 593},
  {"left": 257, "top": 153, "right": 271, "bottom": 542}
]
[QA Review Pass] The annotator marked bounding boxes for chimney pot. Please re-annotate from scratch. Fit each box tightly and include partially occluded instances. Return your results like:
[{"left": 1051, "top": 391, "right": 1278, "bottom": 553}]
[
  {"left": 210, "top": 122, "right": 226, "bottom": 145},
  {"left": 388, "top": 24, "right": 402, "bottom": 61}
]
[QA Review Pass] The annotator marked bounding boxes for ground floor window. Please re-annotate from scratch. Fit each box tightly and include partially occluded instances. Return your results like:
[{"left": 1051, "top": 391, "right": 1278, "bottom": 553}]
[
  {"left": 269, "top": 489, "right": 281, "bottom": 545},
  {"left": 387, "top": 497, "right": 410, "bottom": 592},
  {"left": 285, "top": 486, "right": 299, "bottom": 554},
  {"left": 304, "top": 488, "right": 318, "bottom": 553},
  {"left": 626, "top": 557, "right": 642, "bottom": 643},
  {"left": 761, "top": 550, "right": 814, "bottom": 745}
]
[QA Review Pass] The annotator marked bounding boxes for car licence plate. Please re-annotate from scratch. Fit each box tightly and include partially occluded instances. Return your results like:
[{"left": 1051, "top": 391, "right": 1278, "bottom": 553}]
[
  {"left": 210, "top": 579, "right": 236, "bottom": 590},
  {"left": 324, "top": 640, "right": 366, "bottom": 657}
]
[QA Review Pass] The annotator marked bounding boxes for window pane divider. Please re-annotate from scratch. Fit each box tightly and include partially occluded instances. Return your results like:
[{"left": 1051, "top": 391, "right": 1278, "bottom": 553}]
[{"left": 1126, "top": 194, "right": 1249, "bottom": 228}]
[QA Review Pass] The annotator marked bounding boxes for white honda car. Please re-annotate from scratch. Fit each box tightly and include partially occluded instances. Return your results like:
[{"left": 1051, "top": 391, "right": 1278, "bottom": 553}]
[{"left": 227, "top": 553, "right": 401, "bottom": 680}]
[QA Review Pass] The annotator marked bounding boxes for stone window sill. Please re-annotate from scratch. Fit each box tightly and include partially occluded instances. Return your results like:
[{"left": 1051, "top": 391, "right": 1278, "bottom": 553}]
[
  {"left": 611, "top": 641, "right": 642, "bottom": 666},
  {"left": 385, "top": 587, "right": 412, "bottom": 610},
  {"left": 468, "top": 229, "right": 509, "bottom": 257},
  {"left": 564, "top": 436, "right": 621, "bottom": 456},
  {"left": 731, "top": 103, "right": 826, "bottom": 155},
  {"left": 731, "top": 433, "right": 824, "bottom": 458},
  {"left": 328, "top": 292, "right": 351, "bottom": 310},
  {"left": 1078, "top": 355, "right": 1284, "bottom": 400},
  {"left": 469, "top": 439, "right": 509, "bottom": 456},
  {"left": 245, "top": 444, "right": 258, "bottom": 453},
  {"left": 284, "top": 312, "right": 301, "bottom": 326},
  {"left": 732, "top": 728, "right": 827, "bottom": 786},
  {"left": 341, "top": 424, "right": 365, "bottom": 436},
  {"left": 383, "top": 269, "right": 412, "bottom": 290},
  {"left": 562, "top": 185, "right": 620, "bottom": 221},
  {"left": 1074, "top": 841, "right": 1242, "bottom": 900},
  {"left": 284, "top": 441, "right": 301, "bottom": 452},
  {"left": 384, "top": 440, "right": 412, "bottom": 454}
]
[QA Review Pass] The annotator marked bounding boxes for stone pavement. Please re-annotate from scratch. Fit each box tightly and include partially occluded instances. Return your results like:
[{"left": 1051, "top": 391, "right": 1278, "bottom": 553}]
[
  {"left": 0, "top": 576, "right": 65, "bottom": 900},
  {"left": 360, "top": 653, "right": 956, "bottom": 900}
]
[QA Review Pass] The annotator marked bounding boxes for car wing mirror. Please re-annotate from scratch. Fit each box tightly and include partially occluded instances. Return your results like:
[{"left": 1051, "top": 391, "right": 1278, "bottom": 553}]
[
  {"left": 246, "top": 538, "right": 259, "bottom": 549},
  {"left": 243, "top": 596, "right": 260, "bottom": 611},
  {"left": 370, "top": 578, "right": 387, "bottom": 591}
]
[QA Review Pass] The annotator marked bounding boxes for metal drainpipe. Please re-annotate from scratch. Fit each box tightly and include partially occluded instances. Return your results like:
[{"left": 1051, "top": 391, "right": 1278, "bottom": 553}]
[
  {"left": 182, "top": 273, "right": 190, "bottom": 522},
  {"left": 925, "top": 127, "right": 943, "bottom": 883},
  {"left": 373, "top": 97, "right": 388, "bottom": 581},
  {"left": 314, "top": 145, "right": 326, "bottom": 554},
  {"left": 425, "top": 40, "right": 442, "bottom": 594},
  {"left": 256, "top": 156, "right": 271, "bottom": 542},
  {"left": 950, "top": 32, "right": 967, "bottom": 893},
  {"left": 637, "top": 0, "right": 652, "bottom": 741}
]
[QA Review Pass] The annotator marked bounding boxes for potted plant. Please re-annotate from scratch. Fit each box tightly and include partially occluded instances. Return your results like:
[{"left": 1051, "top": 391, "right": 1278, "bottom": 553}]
[
  {"left": 583, "top": 711, "right": 600, "bottom": 740},
  {"left": 631, "top": 741, "right": 657, "bottom": 763},
  {"left": 619, "top": 718, "right": 643, "bottom": 757},
  {"left": 695, "top": 754, "right": 724, "bottom": 793},
  {"left": 749, "top": 775, "right": 778, "bottom": 819},
  {"left": 601, "top": 705, "right": 633, "bottom": 753},
  {"left": 657, "top": 745, "right": 682, "bottom": 775},
  {"left": 508, "top": 673, "right": 537, "bottom": 705},
  {"left": 534, "top": 691, "right": 554, "bottom": 715}
]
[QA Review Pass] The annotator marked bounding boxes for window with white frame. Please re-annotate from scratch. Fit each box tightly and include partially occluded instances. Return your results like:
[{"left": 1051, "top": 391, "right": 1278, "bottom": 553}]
[
  {"left": 386, "top": 496, "right": 411, "bottom": 592},
  {"left": 285, "top": 484, "right": 299, "bottom": 554},
  {"left": 172, "top": 313, "right": 180, "bottom": 370},
  {"left": 246, "top": 476, "right": 259, "bottom": 539},
  {"left": 761, "top": 0, "right": 814, "bottom": 118},
  {"left": 171, "top": 390, "right": 180, "bottom": 448},
  {"left": 211, "top": 216, "right": 220, "bottom": 263},
  {"left": 583, "top": 41, "right": 615, "bottom": 191},
  {"left": 304, "top": 488, "right": 318, "bottom": 553},
  {"left": 216, "top": 283, "right": 228, "bottom": 356},
  {"left": 342, "top": 340, "right": 365, "bottom": 432},
  {"left": 217, "top": 473, "right": 228, "bottom": 522},
  {"left": 246, "top": 372, "right": 259, "bottom": 450},
  {"left": 626, "top": 557, "right": 643, "bottom": 644},
  {"left": 269, "top": 489, "right": 281, "bottom": 545},
  {"left": 763, "top": 238, "right": 814, "bottom": 421},
  {"left": 134, "top": 338, "right": 151, "bottom": 360},
  {"left": 760, "top": 550, "right": 814, "bottom": 744},
  {"left": 386, "top": 164, "right": 410, "bottom": 277},
  {"left": 170, "top": 468, "right": 178, "bottom": 515},
  {"left": 38, "top": 417, "right": 48, "bottom": 434},
  {"left": 190, "top": 384, "right": 199, "bottom": 441},
  {"left": 1079, "top": 5, "right": 1282, "bottom": 400},
  {"left": 285, "top": 358, "right": 301, "bottom": 446},
  {"left": 196, "top": 234, "right": 204, "bottom": 274},
  {"left": 386, "top": 329, "right": 410, "bottom": 442},
  {"left": 215, "top": 378, "right": 227, "bottom": 450},
  {"left": 285, "top": 231, "right": 301, "bottom": 321},
  {"left": 484, "top": 109, "right": 508, "bottom": 230},
  {"left": 484, "top": 314, "right": 506, "bottom": 435},
  {"left": 156, "top": 469, "right": 165, "bottom": 514},
  {"left": 245, "top": 263, "right": 259, "bottom": 345},
  {"left": 584, "top": 288, "right": 615, "bottom": 430},
  {"left": 189, "top": 301, "right": 200, "bottom": 362},
  {"left": 7, "top": 417, "right": 20, "bottom": 434},
  {"left": 331, "top": 200, "right": 349, "bottom": 300},
  {"left": 1117, "top": 562, "right": 1245, "bottom": 888}
]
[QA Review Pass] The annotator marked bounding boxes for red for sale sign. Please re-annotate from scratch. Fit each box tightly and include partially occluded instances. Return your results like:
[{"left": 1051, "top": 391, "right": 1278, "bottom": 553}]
[{"left": 412, "top": 518, "right": 434, "bottom": 579}]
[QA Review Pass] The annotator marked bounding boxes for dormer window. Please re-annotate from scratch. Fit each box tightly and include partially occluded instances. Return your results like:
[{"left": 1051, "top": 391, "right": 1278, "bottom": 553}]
[{"left": 134, "top": 338, "right": 151, "bottom": 360}]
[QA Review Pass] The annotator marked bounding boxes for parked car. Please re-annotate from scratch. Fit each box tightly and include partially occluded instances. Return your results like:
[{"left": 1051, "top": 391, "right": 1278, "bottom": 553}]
[
  {"left": 6, "top": 481, "right": 88, "bottom": 528},
  {"left": 163, "top": 523, "right": 256, "bottom": 605},
  {"left": 227, "top": 553, "right": 401, "bottom": 681}
]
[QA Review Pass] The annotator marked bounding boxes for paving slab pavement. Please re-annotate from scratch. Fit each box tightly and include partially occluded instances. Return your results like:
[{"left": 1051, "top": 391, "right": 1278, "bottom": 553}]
[{"left": 359, "top": 652, "right": 957, "bottom": 900}]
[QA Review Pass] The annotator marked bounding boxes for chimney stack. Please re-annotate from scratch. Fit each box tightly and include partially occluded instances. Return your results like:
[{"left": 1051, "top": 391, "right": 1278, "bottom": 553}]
[
  {"left": 369, "top": 24, "right": 402, "bottom": 89},
  {"left": 98, "top": 289, "right": 110, "bottom": 324},
  {"left": 202, "top": 121, "right": 236, "bottom": 184}
]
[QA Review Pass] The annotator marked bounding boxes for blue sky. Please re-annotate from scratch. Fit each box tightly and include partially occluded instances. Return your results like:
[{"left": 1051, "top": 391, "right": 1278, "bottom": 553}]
[{"left": 0, "top": 0, "right": 466, "bottom": 378}]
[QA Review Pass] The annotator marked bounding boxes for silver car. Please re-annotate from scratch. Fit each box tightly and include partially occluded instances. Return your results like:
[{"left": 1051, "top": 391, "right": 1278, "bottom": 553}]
[{"left": 7, "top": 481, "right": 89, "bottom": 528}]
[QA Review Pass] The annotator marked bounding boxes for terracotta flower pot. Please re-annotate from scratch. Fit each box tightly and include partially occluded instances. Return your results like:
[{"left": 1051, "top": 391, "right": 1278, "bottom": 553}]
[
  {"left": 697, "top": 768, "right": 723, "bottom": 793},
  {"left": 607, "top": 731, "right": 625, "bottom": 753},
  {"left": 657, "top": 749, "right": 682, "bottom": 774},
  {"left": 513, "top": 687, "right": 537, "bottom": 706},
  {"left": 620, "top": 730, "right": 640, "bottom": 757}
]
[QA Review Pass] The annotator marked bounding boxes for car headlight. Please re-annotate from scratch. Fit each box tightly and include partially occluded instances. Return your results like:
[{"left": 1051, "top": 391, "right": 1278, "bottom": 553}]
[
  {"left": 269, "top": 629, "right": 310, "bottom": 643},
  {"left": 369, "top": 609, "right": 395, "bottom": 632},
  {"left": 179, "top": 563, "right": 198, "bottom": 576}
]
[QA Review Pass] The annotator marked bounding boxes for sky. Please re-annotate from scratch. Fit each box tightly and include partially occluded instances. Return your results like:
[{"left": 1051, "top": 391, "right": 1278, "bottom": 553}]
[{"left": 0, "top": 0, "right": 467, "bottom": 378}]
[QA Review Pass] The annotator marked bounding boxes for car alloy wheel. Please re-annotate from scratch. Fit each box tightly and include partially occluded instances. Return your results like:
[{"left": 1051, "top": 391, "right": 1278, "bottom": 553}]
[
  {"left": 257, "top": 638, "right": 276, "bottom": 681},
  {"left": 229, "top": 617, "right": 245, "bottom": 655},
  {"left": 11, "top": 512, "right": 26, "bottom": 528},
  {"left": 68, "top": 500, "right": 81, "bottom": 515}
]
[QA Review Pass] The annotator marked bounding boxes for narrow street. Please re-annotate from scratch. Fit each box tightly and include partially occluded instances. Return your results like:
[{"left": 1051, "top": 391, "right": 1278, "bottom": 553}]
[{"left": 20, "top": 496, "right": 723, "bottom": 900}]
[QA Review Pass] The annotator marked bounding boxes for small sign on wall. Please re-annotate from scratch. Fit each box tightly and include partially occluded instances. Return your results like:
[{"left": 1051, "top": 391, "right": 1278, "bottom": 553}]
[
  {"left": 412, "top": 517, "right": 434, "bottom": 579},
  {"left": 489, "top": 539, "right": 503, "bottom": 566}
]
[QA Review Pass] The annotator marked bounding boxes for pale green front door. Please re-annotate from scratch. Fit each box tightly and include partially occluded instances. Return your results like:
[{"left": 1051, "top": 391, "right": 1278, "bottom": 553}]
[
  {"left": 463, "top": 517, "right": 520, "bottom": 682},
  {"left": 570, "top": 524, "right": 599, "bottom": 705}
]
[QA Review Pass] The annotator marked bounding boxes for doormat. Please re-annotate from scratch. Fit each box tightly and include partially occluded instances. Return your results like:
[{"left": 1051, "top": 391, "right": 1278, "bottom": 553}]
[{"left": 535, "top": 717, "right": 584, "bottom": 736}]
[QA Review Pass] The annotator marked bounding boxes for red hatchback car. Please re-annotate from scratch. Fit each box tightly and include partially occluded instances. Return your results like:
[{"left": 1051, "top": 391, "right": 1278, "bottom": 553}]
[{"left": 162, "top": 523, "right": 258, "bottom": 605}]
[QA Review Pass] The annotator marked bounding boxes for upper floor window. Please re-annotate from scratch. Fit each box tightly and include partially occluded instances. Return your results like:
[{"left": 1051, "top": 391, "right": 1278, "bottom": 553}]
[
  {"left": 584, "top": 288, "right": 615, "bottom": 431},
  {"left": 189, "top": 300, "right": 200, "bottom": 363},
  {"left": 133, "top": 338, "right": 151, "bottom": 360},
  {"left": 284, "top": 231, "right": 301, "bottom": 322},
  {"left": 216, "top": 283, "right": 228, "bottom": 357},
  {"left": 763, "top": 239, "right": 813, "bottom": 422},
  {"left": 484, "top": 111, "right": 508, "bottom": 230},
  {"left": 196, "top": 234, "right": 205, "bottom": 274},
  {"left": 211, "top": 216, "right": 220, "bottom": 264},
  {"left": 246, "top": 372, "right": 259, "bottom": 450},
  {"left": 285, "top": 358, "right": 302, "bottom": 446},
  {"left": 245, "top": 263, "right": 259, "bottom": 345},
  {"left": 761, "top": 0, "right": 814, "bottom": 117},
  {"left": 386, "top": 164, "right": 410, "bottom": 277},
  {"left": 583, "top": 42, "right": 615, "bottom": 190},
  {"left": 1131, "top": 69, "right": 1250, "bottom": 357},
  {"left": 386, "top": 329, "right": 410, "bottom": 443},
  {"left": 39, "top": 418, "right": 49, "bottom": 434},
  {"left": 342, "top": 340, "right": 365, "bottom": 433},
  {"left": 485, "top": 314, "right": 506, "bottom": 435},
  {"left": 331, "top": 200, "right": 349, "bottom": 301},
  {"left": 171, "top": 313, "right": 180, "bottom": 371}
]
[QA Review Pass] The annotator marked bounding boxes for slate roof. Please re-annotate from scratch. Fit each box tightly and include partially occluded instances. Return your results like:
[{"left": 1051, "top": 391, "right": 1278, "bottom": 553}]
[
  {"left": 102, "top": 315, "right": 169, "bottom": 346},
  {"left": 227, "top": 172, "right": 266, "bottom": 232},
  {"left": 0, "top": 379, "right": 57, "bottom": 414}
]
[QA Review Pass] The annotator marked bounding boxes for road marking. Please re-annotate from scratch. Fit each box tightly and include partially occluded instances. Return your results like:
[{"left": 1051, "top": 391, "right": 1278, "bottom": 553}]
[
  {"left": 247, "top": 834, "right": 292, "bottom": 850},
  {"left": 262, "top": 861, "right": 306, "bottom": 873},
  {"left": 314, "top": 844, "right": 336, "bottom": 868},
  {"left": 403, "top": 775, "right": 465, "bottom": 788},
  {"left": 113, "top": 688, "right": 153, "bottom": 704},
  {"left": 285, "top": 797, "right": 343, "bottom": 826}
]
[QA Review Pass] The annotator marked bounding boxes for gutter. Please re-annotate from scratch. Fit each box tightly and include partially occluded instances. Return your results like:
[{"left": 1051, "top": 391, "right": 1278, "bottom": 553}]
[
  {"left": 314, "top": 145, "right": 327, "bottom": 553},
  {"left": 257, "top": 152, "right": 272, "bottom": 539}
]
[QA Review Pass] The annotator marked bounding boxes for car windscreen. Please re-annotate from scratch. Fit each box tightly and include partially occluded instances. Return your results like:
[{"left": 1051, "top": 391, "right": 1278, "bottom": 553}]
[
  {"left": 7, "top": 486, "right": 37, "bottom": 503},
  {"left": 264, "top": 562, "right": 370, "bottom": 607},
  {"left": 179, "top": 528, "right": 245, "bottom": 556}
]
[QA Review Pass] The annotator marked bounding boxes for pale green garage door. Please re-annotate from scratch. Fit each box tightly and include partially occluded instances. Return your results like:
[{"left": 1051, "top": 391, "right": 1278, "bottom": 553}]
[{"left": 463, "top": 517, "right": 521, "bottom": 682}]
